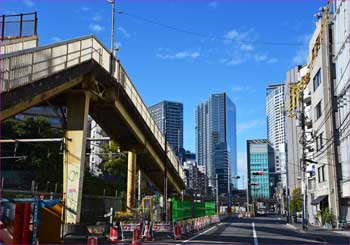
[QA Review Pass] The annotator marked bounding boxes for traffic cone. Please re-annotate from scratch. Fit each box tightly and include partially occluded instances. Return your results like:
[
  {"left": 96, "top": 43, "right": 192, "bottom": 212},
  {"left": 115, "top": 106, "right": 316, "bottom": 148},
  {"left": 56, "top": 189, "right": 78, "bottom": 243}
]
[
  {"left": 173, "top": 224, "right": 182, "bottom": 240},
  {"left": 132, "top": 226, "right": 141, "bottom": 245},
  {"left": 143, "top": 222, "right": 152, "bottom": 241},
  {"left": 109, "top": 226, "right": 119, "bottom": 243}
]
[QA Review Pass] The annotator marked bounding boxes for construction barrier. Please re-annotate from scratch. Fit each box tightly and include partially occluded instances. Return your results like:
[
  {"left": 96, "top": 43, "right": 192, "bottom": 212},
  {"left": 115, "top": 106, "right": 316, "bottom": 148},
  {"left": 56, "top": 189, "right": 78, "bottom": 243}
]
[
  {"left": 152, "top": 222, "right": 172, "bottom": 240},
  {"left": 120, "top": 222, "right": 141, "bottom": 241}
]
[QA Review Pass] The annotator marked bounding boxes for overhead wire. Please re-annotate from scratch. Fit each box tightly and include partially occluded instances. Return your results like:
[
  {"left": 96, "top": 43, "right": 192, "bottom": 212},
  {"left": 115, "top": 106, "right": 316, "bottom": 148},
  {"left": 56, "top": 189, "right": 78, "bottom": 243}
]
[{"left": 118, "top": 11, "right": 350, "bottom": 47}]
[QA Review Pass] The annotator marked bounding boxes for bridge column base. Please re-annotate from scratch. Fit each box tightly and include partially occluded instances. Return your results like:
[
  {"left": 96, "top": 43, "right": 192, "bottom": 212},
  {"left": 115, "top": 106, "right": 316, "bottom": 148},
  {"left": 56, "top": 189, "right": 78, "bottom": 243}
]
[
  {"left": 63, "top": 91, "right": 90, "bottom": 224},
  {"left": 127, "top": 151, "right": 137, "bottom": 212}
]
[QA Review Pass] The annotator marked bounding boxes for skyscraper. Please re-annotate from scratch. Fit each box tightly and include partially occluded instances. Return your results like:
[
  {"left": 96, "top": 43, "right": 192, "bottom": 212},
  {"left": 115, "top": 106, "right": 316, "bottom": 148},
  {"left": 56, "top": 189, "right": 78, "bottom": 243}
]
[
  {"left": 149, "top": 101, "right": 184, "bottom": 161},
  {"left": 195, "top": 93, "right": 237, "bottom": 194},
  {"left": 247, "top": 139, "right": 275, "bottom": 200},
  {"left": 266, "top": 84, "right": 287, "bottom": 187}
]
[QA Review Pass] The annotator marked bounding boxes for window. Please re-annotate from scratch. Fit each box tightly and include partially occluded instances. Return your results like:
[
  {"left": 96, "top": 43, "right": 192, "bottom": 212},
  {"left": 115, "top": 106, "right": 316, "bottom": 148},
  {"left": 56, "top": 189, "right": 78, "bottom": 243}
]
[
  {"left": 315, "top": 101, "right": 322, "bottom": 120},
  {"left": 316, "top": 132, "right": 324, "bottom": 151},
  {"left": 313, "top": 69, "right": 322, "bottom": 91},
  {"left": 318, "top": 166, "right": 326, "bottom": 182}
]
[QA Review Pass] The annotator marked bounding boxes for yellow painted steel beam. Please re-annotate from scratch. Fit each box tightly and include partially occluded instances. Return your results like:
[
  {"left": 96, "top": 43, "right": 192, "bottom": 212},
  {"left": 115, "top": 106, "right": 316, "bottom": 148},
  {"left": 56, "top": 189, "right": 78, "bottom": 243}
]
[
  {"left": 1, "top": 76, "right": 83, "bottom": 121},
  {"left": 114, "top": 99, "right": 182, "bottom": 194}
]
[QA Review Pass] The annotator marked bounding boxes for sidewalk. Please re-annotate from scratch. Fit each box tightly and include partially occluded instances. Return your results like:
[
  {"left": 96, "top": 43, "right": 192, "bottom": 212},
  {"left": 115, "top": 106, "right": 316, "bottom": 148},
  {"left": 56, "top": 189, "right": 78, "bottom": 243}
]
[{"left": 286, "top": 221, "right": 350, "bottom": 244}]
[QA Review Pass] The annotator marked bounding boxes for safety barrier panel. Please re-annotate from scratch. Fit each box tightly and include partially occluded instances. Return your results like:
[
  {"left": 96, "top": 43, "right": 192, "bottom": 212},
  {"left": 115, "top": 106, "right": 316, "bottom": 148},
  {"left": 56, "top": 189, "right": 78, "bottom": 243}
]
[{"left": 120, "top": 222, "right": 141, "bottom": 241}]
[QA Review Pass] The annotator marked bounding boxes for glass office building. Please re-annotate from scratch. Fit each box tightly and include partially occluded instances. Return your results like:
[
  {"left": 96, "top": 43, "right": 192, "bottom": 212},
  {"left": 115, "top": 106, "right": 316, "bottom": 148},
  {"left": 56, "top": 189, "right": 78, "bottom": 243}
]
[
  {"left": 247, "top": 139, "right": 275, "bottom": 199},
  {"left": 149, "top": 101, "right": 184, "bottom": 161},
  {"left": 196, "top": 93, "right": 237, "bottom": 194}
]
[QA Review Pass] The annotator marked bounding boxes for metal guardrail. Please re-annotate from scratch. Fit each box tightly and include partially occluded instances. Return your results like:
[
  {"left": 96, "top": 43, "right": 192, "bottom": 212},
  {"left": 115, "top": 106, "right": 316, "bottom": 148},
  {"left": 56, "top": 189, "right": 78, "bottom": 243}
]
[
  {"left": 0, "top": 12, "right": 37, "bottom": 41},
  {"left": 0, "top": 35, "right": 185, "bottom": 181}
]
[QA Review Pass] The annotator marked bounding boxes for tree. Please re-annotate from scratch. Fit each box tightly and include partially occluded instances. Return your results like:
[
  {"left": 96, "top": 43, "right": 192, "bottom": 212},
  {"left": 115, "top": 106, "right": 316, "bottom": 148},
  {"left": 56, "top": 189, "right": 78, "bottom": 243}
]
[
  {"left": 98, "top": 142, "right": 127, "bottom": 194},
  {"left": 1, "top": 117, "right": 64, "bottom": 190},
  {"left": 291, "top": 187, "right": 302, "bottom": 213}
]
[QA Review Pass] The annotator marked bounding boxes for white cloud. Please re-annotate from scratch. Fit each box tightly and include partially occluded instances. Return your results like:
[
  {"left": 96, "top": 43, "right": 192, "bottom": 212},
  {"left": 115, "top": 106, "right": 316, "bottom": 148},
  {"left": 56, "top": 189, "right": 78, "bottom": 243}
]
[
  {"left": 240, "top": 44, "right": 254, "bottom": 51},
  {"left": 267, "top": 58, "right": 278, "bottom": 64},
  {"left": 156, "top": 51, "right": 200, "bottom": 60},
  {"left": 89, "top": 24, "right": 104, "bottom": 33},
  {"left": 226, "top": 57, "right": 245, "bottom": 66},
  {"left": 92, "top": 14, "right": 102, "bottom": 22},
  {"left": 292, "top": 48, "right": 308, "bottom": 65},
  {"left": 208, "top": 1, "right": 219, "bottom": 9},
  {"left": 254, "top": 54, "right": 268, "bottom": 62},
  {"left": 237, "top": 120, "right": 265, "bottom": 134},
  {"left": 232, "top": 85, "right": 256, "bottom": 93},
  {"left": 81, "top": 6, "right": 90, "bottom": 11},
  {"left": 118, "top": 27, "right": 131, "bottom": 38},
  {"left": 23, "top": 0, "right": 34, "bottom": 7},
  {"left": 51, "top": 37, "right": 62, "bottom": 42}
]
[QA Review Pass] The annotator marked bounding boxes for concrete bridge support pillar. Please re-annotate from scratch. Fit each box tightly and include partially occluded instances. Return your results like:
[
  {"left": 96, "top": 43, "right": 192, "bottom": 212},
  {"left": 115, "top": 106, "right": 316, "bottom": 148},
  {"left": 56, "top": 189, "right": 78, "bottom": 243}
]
[
  {"left": 63, "top": 91, "right": 90, "bottom": 224},
  {"left": 127, "top": 151, "right": 137, "bottom": 212}
]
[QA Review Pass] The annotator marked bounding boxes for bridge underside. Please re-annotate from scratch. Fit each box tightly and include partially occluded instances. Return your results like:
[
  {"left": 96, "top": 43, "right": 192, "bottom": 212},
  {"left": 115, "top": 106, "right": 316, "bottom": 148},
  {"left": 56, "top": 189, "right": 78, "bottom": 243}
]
[{"left": 1, "top": 60, "right": 184, "bottom": 197}]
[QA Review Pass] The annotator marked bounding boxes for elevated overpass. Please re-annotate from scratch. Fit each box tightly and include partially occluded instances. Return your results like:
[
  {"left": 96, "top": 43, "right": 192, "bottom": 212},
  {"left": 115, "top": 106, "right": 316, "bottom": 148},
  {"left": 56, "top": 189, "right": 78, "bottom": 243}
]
[{"left": 0, "top": 35, "right": 185, "bottom": 223}]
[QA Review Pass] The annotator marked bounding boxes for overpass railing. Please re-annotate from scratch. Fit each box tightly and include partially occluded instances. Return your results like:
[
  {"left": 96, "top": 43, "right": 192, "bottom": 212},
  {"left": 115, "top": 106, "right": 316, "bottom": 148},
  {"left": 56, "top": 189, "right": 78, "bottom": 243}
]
[{"left": 0, "top": 35, "right": 185, "bottom": 180}]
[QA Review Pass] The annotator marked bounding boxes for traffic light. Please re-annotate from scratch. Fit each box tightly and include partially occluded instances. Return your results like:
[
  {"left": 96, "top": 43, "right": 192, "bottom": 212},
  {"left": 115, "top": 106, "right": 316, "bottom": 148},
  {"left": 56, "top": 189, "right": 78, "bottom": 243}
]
[{"left": 252, "top": 171, "right": 264, "bottom": 176}]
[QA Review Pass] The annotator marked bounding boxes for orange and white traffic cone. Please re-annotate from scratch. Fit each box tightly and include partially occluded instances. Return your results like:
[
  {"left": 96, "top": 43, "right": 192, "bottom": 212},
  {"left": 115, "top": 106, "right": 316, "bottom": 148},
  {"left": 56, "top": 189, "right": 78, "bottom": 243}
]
[
  {"left": 132, "top": 226, "right": 141, "bottom": 245},
  {"left": 109, "top": 226, "right": 119, "bottom": 243},
  {"left": 143, "top": 222, "right": 152, "bottom": 241}
]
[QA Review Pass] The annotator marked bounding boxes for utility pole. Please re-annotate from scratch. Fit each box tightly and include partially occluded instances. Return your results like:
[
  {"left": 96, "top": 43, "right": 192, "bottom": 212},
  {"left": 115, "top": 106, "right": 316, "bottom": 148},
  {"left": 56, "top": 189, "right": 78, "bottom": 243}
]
[
  {"left": 216, "top": 174, "right": 219, "bottom": 214},
  {"left": 163, "top": 115, "right": 168, "bottom": 222},
  {"left": 108, "top": 0, "right": 116, "bottom": 73},
  {"left": 299, "top": 92, "right": 308, "bottom": 230},
  {"left": 244, "top": 175, "right": 249, "bottom": 213}
]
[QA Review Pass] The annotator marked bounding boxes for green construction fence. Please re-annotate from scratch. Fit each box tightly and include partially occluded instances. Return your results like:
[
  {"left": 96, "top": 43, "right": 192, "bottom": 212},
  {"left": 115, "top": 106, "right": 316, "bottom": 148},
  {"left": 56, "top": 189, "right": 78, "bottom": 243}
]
[{"left": 172, "top": 198, "right": 216, "bottom": 222}]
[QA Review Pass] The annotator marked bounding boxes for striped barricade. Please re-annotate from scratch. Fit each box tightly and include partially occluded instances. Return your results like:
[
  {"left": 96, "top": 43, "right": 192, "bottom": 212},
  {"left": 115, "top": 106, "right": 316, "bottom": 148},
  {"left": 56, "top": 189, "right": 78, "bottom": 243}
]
[
  {"left": 152, "top": 222, "right": 173, "bottom": 240},
  {"left": 120, "top": 222, "right": 142, "bottom": 241}
]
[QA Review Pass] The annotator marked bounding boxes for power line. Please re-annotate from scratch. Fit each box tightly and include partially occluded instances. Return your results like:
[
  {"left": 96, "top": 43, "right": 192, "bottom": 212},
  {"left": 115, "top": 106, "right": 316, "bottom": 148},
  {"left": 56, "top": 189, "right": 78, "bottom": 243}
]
[{"left": 118, "top": 11, "right": 350, "bottom": 47}]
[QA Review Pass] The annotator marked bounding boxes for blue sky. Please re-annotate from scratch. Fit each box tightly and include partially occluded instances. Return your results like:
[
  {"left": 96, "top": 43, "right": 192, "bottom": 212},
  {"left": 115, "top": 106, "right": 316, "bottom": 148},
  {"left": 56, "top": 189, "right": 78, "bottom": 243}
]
[{"left": 3, "top": 0, "right": 325, "bottom": 186}]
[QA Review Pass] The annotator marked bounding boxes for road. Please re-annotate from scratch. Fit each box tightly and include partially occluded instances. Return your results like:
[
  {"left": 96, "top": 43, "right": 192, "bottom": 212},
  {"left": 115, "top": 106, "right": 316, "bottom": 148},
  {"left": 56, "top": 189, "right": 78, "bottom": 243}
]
[{"left": 146, "top": 215, "right": 350, "bottom": 244}]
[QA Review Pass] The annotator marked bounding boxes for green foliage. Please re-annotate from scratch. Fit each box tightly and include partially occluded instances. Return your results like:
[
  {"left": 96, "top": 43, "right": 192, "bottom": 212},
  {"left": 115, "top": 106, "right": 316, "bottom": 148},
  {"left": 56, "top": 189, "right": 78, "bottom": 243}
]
[
  {"left": 322, "top": 208, "right": 333, "bottom": 224},
  {"left": 98, "top": 142, "right": 128, "bottom": 192},
  {"left": 291, "top": 187, "right": 302, "bottom": 213},
  {"left": 1, "top": 118, "right": 64, "bottom": 189}
]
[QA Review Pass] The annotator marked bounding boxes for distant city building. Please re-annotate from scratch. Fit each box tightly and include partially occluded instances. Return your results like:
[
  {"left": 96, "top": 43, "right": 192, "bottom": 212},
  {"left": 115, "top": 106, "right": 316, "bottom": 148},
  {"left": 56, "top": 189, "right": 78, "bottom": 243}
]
[
  {"left": 266, "top": 84, "right": 287, "bottom": 187},
  {"left": 247, "top": 139, "right": 275, "bottom": 200},
  {"left": 195, "top": 93, "right": 237, "bottom": 195},
  {"left": 14, "top": 106, "right": 63, "bottom": 128},
  {"left": 89, "top": 120, "right": 108, "bottom": 176},
  {"left": 183, "top": 159, "right": 208, "bottom": 200},
  {"left": 149, "top": 101, "right": 184, "bottom": 161},
  {"left": 184, "top": 150, "right": 196, "bottom": 161}
]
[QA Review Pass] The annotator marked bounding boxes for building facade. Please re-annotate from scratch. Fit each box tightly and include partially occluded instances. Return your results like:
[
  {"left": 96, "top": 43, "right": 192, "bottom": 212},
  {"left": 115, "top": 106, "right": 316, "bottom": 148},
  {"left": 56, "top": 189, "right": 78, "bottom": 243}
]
[
  {"left": 247, "top": 139, "right": 275, "bottom": 200},
  {"left": 266, "top": 84, "right": 287, "bottom": 187},
  {"left": 149, "top": 101, "right": 184, "bottom": 161},
  {"left": 195, "top": 93, "right": 237, "bottom": 195},
  {"left": 333, "top": 0, "right": 350, "bottom": 221}
]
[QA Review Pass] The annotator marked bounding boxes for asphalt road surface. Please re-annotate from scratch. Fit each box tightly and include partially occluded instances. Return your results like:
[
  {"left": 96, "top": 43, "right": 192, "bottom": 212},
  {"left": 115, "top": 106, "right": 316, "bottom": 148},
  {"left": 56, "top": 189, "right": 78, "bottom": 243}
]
[{"left": 144, "top": 215, "right": 350, "bottom": 244}]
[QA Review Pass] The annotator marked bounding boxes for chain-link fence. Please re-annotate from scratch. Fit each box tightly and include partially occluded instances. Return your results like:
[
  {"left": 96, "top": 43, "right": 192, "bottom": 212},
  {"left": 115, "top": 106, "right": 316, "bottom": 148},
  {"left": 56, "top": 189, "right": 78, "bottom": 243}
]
[{"left": 1, "top": 12, "right": 37, "bottom": 41}]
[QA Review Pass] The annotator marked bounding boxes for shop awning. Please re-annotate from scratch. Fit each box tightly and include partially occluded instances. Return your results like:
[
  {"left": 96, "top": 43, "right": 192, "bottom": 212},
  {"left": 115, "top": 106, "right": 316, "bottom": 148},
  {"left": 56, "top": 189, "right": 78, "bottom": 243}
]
[{"left": 311, "top": 195, "right": 327, "bottom": 205}]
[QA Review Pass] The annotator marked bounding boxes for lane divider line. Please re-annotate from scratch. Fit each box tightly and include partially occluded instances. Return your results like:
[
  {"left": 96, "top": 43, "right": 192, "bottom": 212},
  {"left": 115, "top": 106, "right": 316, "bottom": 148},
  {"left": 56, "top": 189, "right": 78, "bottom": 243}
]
[
  {"left": 252, "top": 222, "right": 258, "bottom": 245},
  {"left": 182, "top": 223, "right": 221, "bottom": 243}
]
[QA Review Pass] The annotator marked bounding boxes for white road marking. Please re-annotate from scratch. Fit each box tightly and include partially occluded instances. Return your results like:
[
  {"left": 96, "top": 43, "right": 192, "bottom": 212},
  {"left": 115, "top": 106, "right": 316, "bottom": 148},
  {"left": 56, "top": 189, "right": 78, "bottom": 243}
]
[
  {"left": 182, "top": 223, "right": 220, "bottom": 243},
  {"left": 252, "top": 222, "right": 258, "bottom": 245}
]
